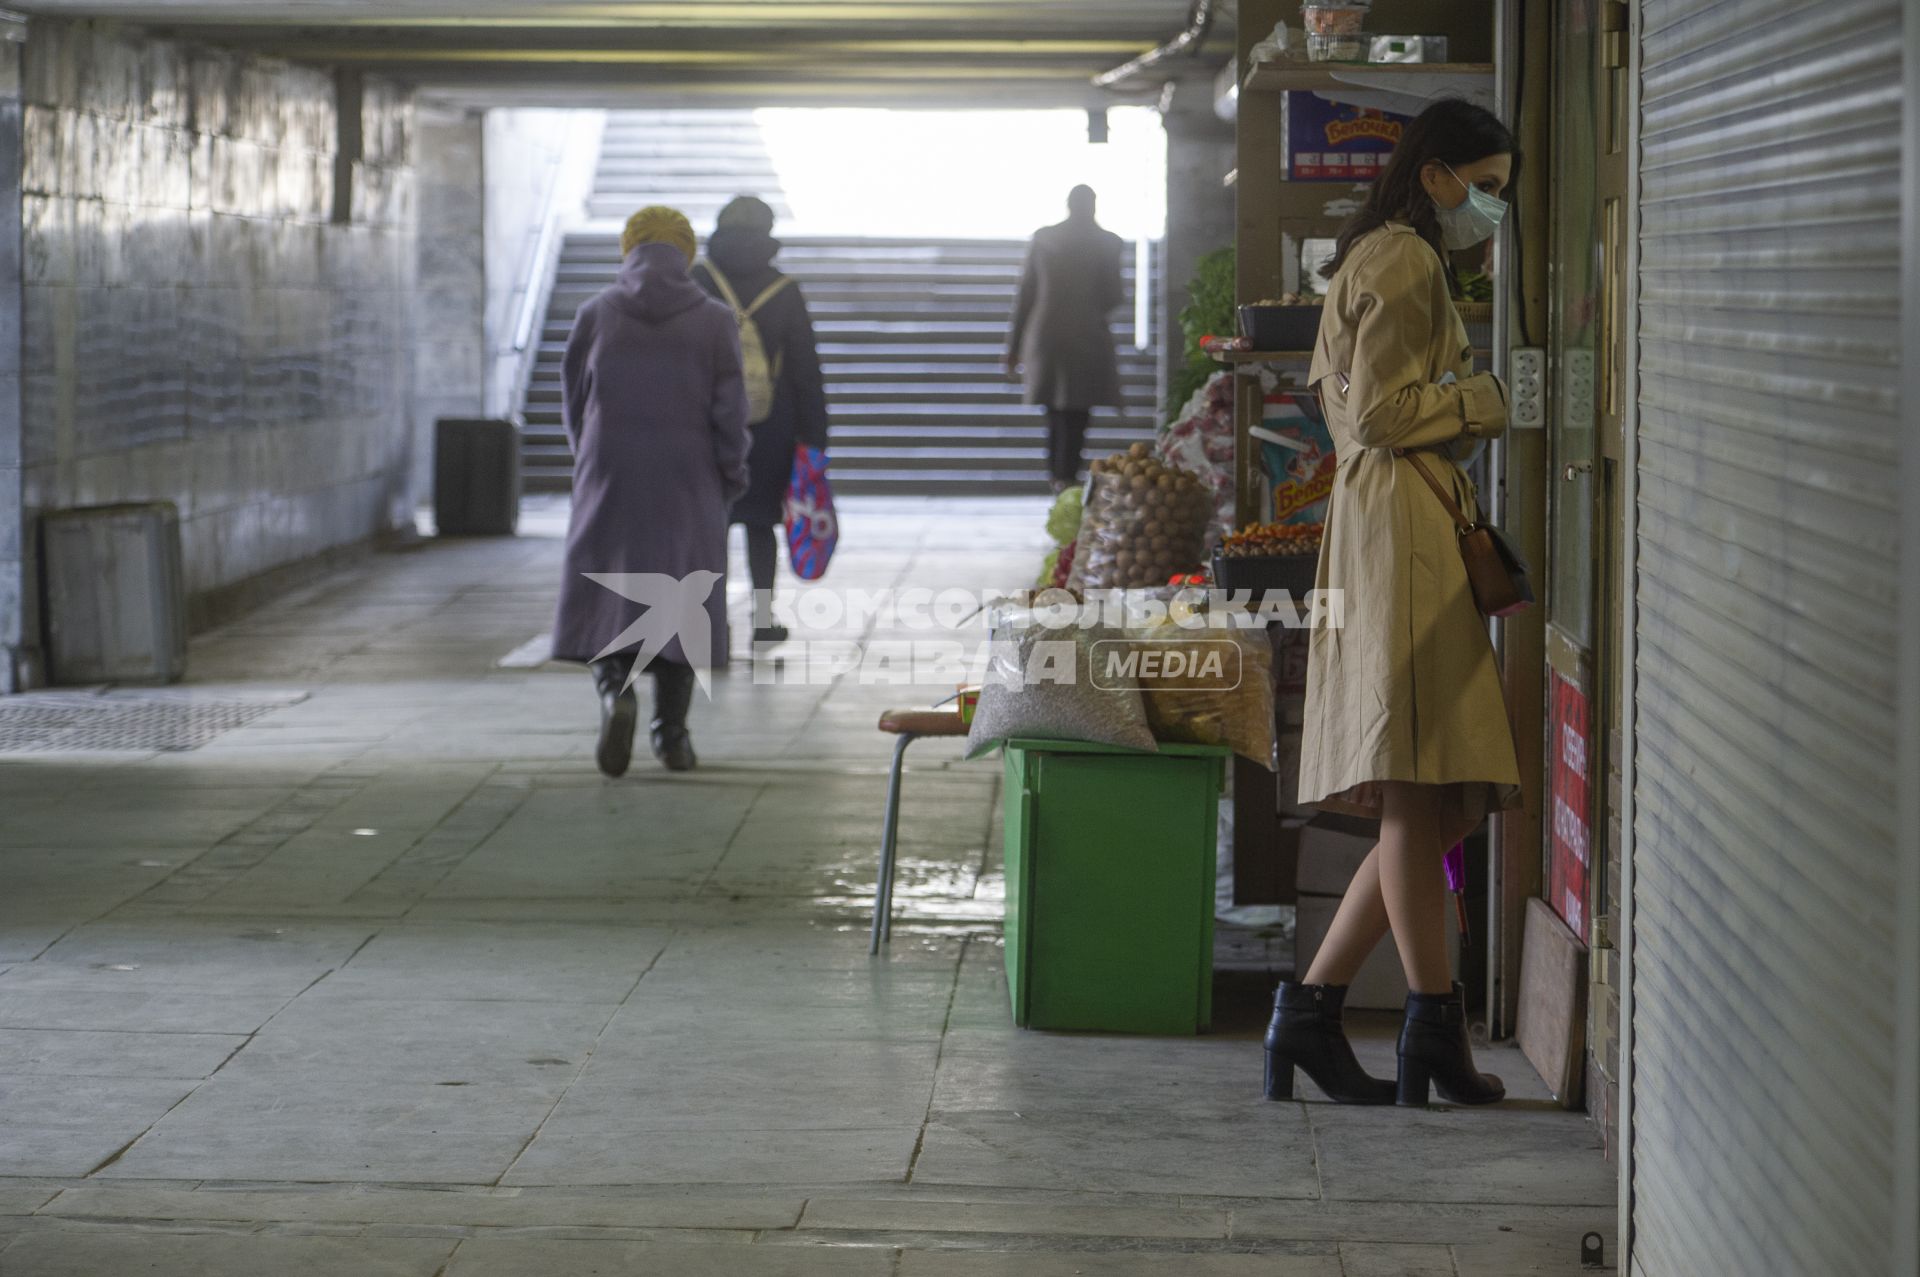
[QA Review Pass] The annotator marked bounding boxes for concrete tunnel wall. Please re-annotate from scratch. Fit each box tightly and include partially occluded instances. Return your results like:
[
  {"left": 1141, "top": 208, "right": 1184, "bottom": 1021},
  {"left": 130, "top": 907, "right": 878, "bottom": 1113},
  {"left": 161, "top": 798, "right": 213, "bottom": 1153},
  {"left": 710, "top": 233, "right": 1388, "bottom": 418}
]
[{"left": 13, "top": 19, "right": 420, "bottom": 641}]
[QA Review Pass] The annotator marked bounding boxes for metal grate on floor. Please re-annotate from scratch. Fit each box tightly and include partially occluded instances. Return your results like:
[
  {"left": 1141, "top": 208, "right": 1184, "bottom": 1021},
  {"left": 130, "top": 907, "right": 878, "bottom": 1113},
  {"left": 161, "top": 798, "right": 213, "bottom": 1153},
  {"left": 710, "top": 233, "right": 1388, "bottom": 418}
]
[{"left": 0, "top": 691, "right": 306, "bottom": 753}]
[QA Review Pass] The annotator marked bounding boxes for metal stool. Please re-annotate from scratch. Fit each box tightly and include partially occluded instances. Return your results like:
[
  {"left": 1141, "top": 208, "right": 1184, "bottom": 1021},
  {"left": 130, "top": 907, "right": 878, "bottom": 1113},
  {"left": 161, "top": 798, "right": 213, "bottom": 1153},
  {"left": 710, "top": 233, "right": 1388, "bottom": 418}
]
[{"left": 871, "top": 707, "right": 970, "bottom": 954}]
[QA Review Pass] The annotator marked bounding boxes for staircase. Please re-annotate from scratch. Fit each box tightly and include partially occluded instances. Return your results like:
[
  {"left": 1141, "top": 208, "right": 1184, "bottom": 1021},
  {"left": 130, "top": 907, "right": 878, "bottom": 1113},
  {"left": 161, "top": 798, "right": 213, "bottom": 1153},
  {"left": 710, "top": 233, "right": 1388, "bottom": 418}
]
[{"left": 521, "top": 112, "right": 1163, "bottom": 496}]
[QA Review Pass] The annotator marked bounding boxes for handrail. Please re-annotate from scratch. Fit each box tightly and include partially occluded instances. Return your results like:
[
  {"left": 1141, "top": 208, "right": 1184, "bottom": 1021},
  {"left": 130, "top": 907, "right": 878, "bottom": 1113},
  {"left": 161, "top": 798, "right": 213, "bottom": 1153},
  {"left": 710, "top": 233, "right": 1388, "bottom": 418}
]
[
  {"left": 1134, "top": 235, "right": 1152, "bottom": 352},
  {"left": 512, "top": 164, "right": 569, "bottom": 356}
]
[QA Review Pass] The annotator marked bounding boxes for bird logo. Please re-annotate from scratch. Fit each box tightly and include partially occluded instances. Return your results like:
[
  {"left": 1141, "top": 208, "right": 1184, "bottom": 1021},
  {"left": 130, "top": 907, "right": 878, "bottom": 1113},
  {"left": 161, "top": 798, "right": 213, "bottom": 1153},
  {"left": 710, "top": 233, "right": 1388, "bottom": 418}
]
[{"left": 583, "top": 571, "right": 724, "bottom": 695}]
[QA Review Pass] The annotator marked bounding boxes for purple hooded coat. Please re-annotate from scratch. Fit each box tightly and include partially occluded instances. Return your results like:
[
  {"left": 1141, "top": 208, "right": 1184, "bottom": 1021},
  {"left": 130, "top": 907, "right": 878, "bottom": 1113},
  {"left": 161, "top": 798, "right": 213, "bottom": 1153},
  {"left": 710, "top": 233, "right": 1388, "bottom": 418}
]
[{"left": 552, "top": 242, "right": 752, "bottom": 668}]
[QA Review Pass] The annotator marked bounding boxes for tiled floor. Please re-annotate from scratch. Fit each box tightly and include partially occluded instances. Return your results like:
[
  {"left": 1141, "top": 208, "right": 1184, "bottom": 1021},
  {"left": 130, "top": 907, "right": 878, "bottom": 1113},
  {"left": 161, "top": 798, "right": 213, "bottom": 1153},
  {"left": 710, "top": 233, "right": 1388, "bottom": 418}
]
[{"left": 0, "top": 497, "right": 1616, "bottom": 1273}]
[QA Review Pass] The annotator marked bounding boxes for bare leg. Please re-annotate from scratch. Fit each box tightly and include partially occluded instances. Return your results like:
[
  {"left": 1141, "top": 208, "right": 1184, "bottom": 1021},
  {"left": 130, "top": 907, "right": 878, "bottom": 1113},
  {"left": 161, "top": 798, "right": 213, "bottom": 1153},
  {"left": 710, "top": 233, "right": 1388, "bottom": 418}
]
[
  {"left": 1301, "top": 845, "right": 1390, "bottom": 986},
  {"left": 1303, "top": 786, "right": 1481, "bottom": 991},
  {"left": 1377, "top": 781, "right": 1459, "bottom": 994}
]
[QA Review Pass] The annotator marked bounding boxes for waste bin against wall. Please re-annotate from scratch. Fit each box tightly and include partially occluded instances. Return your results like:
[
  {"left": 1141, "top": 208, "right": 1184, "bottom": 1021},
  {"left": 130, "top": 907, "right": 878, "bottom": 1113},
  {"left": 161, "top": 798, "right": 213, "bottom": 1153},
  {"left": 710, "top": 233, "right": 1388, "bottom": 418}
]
[
  {"left": 1001, "top": 737, "right": 1230, "bottom": 1035},
  {"left": 41, "top": 502, "right": 187, "bottom": 685},
  {"left": 434, "top": 418, "right": 521, "bottom": 536}
]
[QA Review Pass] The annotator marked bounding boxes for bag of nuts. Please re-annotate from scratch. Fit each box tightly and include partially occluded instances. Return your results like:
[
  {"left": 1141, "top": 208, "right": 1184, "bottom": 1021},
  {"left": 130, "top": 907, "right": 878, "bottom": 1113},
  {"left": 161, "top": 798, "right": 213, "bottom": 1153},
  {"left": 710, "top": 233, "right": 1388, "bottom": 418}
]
[{"left": 1068, "top": 444, "right": 1216, "bottom": 591}]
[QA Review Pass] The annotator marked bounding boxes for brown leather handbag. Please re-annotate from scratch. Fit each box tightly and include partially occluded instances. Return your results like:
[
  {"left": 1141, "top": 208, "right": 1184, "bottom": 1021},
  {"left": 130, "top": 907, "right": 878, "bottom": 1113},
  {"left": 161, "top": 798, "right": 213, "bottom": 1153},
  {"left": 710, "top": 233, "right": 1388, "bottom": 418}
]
[{"left": 1397, "top": 450, "right": 1535, "bottom": 618}]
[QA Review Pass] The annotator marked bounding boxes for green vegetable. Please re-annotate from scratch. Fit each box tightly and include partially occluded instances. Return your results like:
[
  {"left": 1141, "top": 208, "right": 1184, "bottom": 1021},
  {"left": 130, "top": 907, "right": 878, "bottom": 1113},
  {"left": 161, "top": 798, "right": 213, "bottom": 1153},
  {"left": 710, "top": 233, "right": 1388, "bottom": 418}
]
[
  {"left": 1164, "top": 246, "right": 1236, "bottom": 424},
  {"left": 1457, "top": 270, "right": 1494, "bottom": 303},
  {"left": 1045, "top": 486, "right": 1084, "bottom": 545},
  {"left": 1037, "top": 547, "right": 1060, "bottom": 588}
]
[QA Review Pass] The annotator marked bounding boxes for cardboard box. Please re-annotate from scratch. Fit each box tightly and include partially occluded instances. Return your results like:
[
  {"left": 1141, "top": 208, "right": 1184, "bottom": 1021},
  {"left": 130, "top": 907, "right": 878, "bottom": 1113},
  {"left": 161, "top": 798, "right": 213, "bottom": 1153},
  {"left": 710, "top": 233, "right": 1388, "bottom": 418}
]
[
  {"left": 1297, "top": 814, "right": 1377, "bottom": 895},
  {"left": 1296, "top": 889, "right": 1460, "bottom": 1010},
  {"left": 1284, "top": 92, "right": 1414, "bottom": 182}
]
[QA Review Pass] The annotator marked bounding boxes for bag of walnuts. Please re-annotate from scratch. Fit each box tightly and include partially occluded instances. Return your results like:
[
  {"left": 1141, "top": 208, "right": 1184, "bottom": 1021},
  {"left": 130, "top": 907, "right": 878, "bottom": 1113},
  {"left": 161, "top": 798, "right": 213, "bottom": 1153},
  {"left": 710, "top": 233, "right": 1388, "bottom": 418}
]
[{"left": 1068, "top": 444, "right": 1215, "bottom": 590}]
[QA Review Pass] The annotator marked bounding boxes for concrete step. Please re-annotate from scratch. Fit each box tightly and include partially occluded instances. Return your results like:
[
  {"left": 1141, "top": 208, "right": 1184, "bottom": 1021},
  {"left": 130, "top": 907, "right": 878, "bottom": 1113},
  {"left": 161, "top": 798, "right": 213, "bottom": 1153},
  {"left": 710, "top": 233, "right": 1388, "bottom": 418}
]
[
  {"left": 525, "top": 364, "right": 1157, "bottom": 389},
  {"left": 535, "top": 324, "right": 1155, "bottom": 348}
]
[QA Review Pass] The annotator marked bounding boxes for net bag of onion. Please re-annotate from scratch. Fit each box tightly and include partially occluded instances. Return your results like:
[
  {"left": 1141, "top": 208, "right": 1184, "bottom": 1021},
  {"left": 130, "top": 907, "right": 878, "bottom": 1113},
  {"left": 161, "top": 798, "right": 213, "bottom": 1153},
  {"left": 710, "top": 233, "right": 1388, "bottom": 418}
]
[{"left": 1067, "top": 445, "right": 1215, "bottom": 591}]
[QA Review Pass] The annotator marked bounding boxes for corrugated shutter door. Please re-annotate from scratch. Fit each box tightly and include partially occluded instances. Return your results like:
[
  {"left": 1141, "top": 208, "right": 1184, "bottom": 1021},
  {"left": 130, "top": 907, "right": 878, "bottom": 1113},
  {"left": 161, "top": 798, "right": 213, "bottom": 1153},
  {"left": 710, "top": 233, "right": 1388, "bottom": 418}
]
[{"left": 1633, "top": 1, "right": 1904, "bottom": 1274}]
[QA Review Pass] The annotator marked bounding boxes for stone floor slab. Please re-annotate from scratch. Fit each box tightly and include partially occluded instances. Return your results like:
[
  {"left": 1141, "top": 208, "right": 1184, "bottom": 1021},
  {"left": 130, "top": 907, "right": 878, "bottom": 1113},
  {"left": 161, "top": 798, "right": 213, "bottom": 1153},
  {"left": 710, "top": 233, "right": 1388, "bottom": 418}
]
[
  {"left": 41, "top": 1185, "right": 805, "bottom": 1231},
  {"left": 896, "top": 1252, "right": 1342, "bottom": 1276},
  {"left": 0, "top": 1225, "right": 457, "bottom": 1276},
  {"left": 307, "top": 922, "right": 672, "bottom": 1004},
  {"left": 0, "top": 1075, "right": 198, "bottom": 1176},
  {"left": 445, "top": 1237, "right": 892, "bottom": 1276},
  {"left": 1339, "top": 1240, "right": 1457, "bottom": 1276},
  {"left": 800, "top": 1197, "right": 1229, "bottom": 1241},
  {"left": 97, "top": 1075, "right": 558, "bottom": 1184},
  {"left": 0, "top": 988, "right": 290, "bottom": 1035},
  {"left": 0, "top": 1028, "right": 244, "bottom": 1079},
  {"left": 502, "top": 1126, "right": 922, "bottom": 1186},
  {"left": 1306, "top": 1102, "right": 1614, "bottom": 1207}
]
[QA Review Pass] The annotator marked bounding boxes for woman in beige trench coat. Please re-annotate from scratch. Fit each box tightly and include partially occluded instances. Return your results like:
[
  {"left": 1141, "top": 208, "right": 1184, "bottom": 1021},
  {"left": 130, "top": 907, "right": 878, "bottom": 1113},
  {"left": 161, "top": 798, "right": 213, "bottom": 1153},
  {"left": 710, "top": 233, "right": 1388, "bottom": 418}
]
[{"left": 1263, "top": 100, "right": 1523, "bottom": 1110}]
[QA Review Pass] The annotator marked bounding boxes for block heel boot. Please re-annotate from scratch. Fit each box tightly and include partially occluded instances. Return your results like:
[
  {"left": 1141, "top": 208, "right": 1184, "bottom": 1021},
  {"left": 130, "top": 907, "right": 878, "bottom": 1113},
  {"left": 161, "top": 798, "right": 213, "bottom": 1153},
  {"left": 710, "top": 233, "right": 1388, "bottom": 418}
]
[
  {"left": 1396, "top": 984, "right": 1505, "bottom": 1107},
  {"left": 1263, "top": 982, "right": 1396, "bottom": 1105},
  {"left": 590, "top": 658, "right": 638, "bottom": 779},
  {"left": 649, "top": 660, "right": 698, "bottom": 773}
]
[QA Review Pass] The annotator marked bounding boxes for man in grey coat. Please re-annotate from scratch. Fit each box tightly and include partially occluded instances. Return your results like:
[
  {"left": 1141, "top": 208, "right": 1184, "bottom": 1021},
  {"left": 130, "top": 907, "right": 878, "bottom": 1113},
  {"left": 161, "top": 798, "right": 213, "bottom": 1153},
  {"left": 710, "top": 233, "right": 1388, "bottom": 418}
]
[
  {"left": 552, "top": 206, "right": 751, "bottom": 776},
  {"left": 1007, "top": 185, "right": 1127, "bottom": 491}
]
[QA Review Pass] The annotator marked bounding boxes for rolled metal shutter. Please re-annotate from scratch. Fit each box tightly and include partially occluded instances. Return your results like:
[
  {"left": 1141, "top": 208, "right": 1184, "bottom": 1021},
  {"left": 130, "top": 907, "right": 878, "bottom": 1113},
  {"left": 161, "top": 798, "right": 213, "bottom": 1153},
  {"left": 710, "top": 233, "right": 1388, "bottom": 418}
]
[{"left": 1632, "top": 1, "right": 1905, "bottom": 1274}]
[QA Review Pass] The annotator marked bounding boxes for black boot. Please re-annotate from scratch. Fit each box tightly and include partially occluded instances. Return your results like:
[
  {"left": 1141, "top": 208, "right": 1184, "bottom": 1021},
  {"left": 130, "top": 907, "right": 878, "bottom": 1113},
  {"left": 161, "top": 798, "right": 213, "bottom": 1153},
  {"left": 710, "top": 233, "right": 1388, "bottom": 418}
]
[
  {"left": 1264, "top": 982, "right": 1395, "bottom": 1104},
  {"left": 1397, "top": 983, "right": 1505, "bottom": 1106},
  {"left": 590, "top": 658, "right": 638, "bottom": 779},
  {"left": 649, "top": 661, "right": 698, "bottom": 772}
]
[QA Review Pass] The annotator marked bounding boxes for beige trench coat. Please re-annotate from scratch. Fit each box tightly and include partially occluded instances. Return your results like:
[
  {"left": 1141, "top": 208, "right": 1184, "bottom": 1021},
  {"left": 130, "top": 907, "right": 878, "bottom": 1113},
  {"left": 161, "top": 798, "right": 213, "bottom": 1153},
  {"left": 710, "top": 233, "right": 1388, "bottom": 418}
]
[{"left": 1299, "top": 223, "right": 1524, "bottom": 820}]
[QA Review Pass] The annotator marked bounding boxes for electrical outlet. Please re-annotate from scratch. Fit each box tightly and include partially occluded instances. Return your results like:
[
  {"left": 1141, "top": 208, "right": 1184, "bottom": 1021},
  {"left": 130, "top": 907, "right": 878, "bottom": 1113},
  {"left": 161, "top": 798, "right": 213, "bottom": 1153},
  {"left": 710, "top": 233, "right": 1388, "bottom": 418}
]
[
  {"left": 1567, "top": 349, "right": 1596, "bottom": 427},
  {"left": 1510, "top": 347, "right": 1546, "bottom": 428}
]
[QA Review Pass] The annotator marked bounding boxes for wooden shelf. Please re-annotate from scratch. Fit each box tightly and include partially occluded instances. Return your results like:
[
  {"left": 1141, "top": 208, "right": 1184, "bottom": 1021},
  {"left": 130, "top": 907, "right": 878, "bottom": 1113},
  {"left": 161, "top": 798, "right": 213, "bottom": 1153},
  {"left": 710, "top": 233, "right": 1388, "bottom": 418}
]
[
  {"left": 1209, "top": 349, "right": 1314, "bottom": 364},
  {"left": 1243, "top": 60, "right": 1495, "bottom": 94}
]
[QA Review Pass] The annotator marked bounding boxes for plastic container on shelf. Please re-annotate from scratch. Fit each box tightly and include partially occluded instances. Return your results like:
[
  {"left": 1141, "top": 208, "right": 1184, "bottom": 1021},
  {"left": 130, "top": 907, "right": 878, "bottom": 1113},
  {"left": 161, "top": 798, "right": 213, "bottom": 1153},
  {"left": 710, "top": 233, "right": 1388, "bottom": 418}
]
[
  {"left": 1307, "top": 33, "right": 1369, "bottom": 62},
  {"left": 1302, "top": 5, "right": 1369, "bottom": 36},
  {"left": 1237, "top": 304, "right": 1324, "bottom": 351}
]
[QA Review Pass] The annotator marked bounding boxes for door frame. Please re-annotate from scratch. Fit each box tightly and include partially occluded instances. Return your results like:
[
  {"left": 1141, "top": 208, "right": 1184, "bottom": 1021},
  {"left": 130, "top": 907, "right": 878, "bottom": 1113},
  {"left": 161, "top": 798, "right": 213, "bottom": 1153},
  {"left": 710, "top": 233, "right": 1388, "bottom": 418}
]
[
  {"left": 1895, "top": 0, "right": 1920, "bottom": 1270},
  {"left": 1614, "top": 0, "right": 1642, "bottom": 1264}
]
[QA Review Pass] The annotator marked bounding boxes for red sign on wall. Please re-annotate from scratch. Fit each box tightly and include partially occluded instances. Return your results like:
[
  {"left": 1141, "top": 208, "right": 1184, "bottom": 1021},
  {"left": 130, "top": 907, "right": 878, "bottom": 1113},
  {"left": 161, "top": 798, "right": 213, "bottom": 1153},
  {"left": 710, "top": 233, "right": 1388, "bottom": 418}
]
[{"left": 1547, "top": 669, "right": 1592, "bottom": 937}]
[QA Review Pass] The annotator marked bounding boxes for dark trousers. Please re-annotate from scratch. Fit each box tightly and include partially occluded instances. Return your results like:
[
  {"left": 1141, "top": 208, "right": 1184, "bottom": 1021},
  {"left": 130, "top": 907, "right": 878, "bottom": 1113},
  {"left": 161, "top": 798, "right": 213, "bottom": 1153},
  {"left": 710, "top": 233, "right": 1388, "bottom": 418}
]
[
  {"left": 1046, "top": 409, "right": 1091, "bottom": 485},
  {"left": 742, "top": 523, "right": 778, "bottom": 626},
  {"left": 590, "top": 653, "right": 695, "bottom": 732}
]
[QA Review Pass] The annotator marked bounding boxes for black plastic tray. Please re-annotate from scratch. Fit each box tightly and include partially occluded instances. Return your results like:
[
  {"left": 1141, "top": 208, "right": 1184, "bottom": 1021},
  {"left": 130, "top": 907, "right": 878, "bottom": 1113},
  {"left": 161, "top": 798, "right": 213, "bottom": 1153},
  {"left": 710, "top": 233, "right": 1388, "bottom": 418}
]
[
  {"left": 1237, "top": 305, "right": 1324, "bottom": 352},
  {"left": 1211, "top": 550, "right": 1320, "bottom": 599}
]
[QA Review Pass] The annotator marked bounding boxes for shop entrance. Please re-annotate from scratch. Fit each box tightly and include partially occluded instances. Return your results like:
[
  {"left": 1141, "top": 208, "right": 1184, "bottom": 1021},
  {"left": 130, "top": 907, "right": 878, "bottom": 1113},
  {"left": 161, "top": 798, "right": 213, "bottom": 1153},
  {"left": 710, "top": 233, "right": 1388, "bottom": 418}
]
[{"left": 1540, "top": 0, "right": 1629, "bottom": 1123}]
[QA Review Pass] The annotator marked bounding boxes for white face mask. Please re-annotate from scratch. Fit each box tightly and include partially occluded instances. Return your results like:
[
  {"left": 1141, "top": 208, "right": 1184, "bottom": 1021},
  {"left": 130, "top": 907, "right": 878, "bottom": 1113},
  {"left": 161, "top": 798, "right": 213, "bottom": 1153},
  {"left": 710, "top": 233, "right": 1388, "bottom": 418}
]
[{"left": 1433, "top": 163, "right": 1507, "bottom": 251}]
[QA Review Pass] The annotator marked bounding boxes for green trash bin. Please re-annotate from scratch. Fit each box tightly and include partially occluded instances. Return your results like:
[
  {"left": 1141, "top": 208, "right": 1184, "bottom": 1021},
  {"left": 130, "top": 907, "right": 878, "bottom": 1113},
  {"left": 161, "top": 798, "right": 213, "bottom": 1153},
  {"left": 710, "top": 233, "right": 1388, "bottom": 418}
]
[{"left": 1001, "top": 737, "right": 1230, "bottom": 1035}]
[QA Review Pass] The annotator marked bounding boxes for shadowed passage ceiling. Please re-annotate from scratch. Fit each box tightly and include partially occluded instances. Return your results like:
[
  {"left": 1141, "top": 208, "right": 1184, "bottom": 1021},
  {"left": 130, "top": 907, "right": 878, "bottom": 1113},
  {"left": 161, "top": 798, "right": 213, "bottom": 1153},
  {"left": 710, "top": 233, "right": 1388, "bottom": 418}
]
[{"left": 8, "top": 0, "right": 1238, "bottom": 108}]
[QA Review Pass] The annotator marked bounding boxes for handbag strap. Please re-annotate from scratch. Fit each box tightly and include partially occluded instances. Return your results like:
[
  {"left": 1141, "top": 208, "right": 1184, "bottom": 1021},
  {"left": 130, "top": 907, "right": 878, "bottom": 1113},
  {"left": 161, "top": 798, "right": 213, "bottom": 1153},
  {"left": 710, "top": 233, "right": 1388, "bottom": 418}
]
[{"left": 1393, "top": 448, "right": 1476, "bottom": 534}]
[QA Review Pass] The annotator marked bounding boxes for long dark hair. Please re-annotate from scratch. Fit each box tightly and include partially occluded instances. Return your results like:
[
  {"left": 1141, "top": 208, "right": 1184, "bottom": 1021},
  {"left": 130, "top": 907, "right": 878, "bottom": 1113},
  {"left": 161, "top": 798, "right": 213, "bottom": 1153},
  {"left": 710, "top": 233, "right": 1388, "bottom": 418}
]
[{"left": 1322, "top": 98, "right": 1517, "bottom": 293}]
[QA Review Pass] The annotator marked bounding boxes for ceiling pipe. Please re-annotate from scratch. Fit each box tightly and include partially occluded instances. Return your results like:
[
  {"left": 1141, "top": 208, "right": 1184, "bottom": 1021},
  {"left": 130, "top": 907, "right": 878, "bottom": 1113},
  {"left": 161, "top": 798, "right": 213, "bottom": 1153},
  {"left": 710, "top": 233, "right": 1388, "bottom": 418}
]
[{"left": 1091, "top": 0, "right": 1219, "bottom": 91}]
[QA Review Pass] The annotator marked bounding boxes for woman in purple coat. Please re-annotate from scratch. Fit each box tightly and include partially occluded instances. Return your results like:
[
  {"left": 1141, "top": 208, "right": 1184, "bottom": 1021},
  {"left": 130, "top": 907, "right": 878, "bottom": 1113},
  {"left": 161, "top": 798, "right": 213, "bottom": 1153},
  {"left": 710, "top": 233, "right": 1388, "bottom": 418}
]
[{"left": 552, "top": 206, "right": 751, "bottom": 776}]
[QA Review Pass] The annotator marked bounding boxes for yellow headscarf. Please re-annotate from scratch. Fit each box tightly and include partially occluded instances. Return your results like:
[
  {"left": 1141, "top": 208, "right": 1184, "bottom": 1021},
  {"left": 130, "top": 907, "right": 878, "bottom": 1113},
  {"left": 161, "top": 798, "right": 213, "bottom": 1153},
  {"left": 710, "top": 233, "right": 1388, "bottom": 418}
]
[{"left": 621, "top": 206, "right": 697, "bottom": 263}]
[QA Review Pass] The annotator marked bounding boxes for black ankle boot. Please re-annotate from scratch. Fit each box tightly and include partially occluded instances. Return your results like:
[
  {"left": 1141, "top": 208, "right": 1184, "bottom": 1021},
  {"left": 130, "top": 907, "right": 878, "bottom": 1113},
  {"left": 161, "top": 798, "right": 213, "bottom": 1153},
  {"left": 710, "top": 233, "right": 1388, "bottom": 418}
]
[
  {"left": 1264, "top": 982, "right": 1395, "bottom": 1104},
  {"left": 590, "top": 659, "right": 638, "bottom": 778},
  {"left": 1397, "top": 983, "right": 1505, "bottom": 1106},
  {"left": 649, "top": 662, "right": 698, "bottom": 772}
]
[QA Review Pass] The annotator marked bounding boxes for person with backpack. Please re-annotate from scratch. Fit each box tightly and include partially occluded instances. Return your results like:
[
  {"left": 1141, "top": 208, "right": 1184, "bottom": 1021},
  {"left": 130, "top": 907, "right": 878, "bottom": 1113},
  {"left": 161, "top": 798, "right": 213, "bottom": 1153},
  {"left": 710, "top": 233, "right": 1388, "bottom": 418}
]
[
  {"left": 553, "top": 205, "right": 750, "bottom": 777},
  {"left": 694, "top": 196, "right": 831, "bottom": 645}
]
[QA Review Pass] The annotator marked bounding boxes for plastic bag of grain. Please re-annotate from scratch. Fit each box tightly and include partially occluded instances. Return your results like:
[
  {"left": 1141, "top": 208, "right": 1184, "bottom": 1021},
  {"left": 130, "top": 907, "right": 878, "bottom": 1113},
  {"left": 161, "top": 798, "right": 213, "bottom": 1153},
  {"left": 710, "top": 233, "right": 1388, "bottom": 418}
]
[{"left": 965, "top": 599, "right": 1157, "bottom": 758}]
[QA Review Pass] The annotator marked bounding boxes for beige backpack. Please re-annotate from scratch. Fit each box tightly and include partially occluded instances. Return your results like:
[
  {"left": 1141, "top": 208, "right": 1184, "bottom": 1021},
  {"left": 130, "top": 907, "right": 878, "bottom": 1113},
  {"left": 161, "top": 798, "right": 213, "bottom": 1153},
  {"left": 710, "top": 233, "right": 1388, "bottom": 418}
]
[{"left": 698, "top": 261, "right": 793, "bottom": 425}]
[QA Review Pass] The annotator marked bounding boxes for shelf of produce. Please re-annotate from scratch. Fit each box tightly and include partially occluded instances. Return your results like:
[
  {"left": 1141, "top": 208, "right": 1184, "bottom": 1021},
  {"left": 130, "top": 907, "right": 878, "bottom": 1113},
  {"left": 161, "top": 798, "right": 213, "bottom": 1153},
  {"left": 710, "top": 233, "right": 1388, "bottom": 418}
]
[
  {"left": 1457, "top": 302, "right": 1494, "bottom": 324},
  {"left": 1243, "top": 60, "right": 1496, "bottom": 94}
]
